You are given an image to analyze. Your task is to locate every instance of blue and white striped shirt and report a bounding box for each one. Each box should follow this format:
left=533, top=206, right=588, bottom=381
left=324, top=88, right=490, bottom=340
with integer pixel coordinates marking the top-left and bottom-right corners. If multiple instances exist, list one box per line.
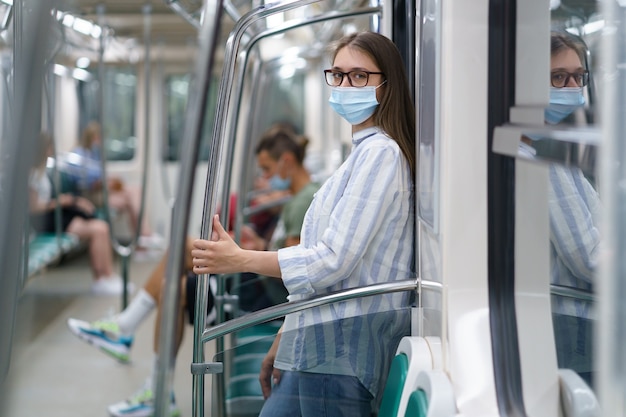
left=275, top=127, right=414, bottom=399
left=548, top=163, right=600, bottom=318
left=519, top=142, right=600, bottom=318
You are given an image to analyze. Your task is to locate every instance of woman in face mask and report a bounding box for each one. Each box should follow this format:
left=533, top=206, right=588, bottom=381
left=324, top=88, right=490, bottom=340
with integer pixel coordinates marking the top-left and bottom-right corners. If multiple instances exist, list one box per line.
left=545, top=31, right=589, bottom=124
left=520, top=31, right=600, bottom=387
left=192, top=31, right=415, bottom=416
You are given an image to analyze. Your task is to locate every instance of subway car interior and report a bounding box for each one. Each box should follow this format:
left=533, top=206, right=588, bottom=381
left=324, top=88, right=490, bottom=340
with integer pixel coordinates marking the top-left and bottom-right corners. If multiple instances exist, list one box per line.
left=1, top=0, right=625, bottom=416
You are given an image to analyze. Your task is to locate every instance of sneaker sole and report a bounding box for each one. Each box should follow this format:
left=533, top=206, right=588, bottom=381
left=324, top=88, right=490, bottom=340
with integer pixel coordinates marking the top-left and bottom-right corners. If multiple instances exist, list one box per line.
left=67, top=319, right=131, bottom=364
left=108, top=404, right=181, bottom=417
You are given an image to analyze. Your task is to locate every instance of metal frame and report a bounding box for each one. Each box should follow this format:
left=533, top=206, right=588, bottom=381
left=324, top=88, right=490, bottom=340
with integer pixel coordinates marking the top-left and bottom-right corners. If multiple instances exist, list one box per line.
left=0, top=0, right=53, bottom=384
left=154, top=0, right=226, bottom=415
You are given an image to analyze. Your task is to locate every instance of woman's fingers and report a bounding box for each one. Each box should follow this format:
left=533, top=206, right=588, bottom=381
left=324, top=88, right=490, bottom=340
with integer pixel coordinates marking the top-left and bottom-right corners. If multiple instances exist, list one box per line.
left=211, top=215, right=228, bottom=240
left=191, top=215, right=243, bottom=275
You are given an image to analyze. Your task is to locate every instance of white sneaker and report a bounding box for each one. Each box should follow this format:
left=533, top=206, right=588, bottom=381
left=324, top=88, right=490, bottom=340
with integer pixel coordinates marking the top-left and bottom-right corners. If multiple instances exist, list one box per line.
left=108, top=381, right=181, bottom=417
left=67, top=317, right=133, bottom=363
left=92, top=276, right=135, bottom=296
left=138, top=234, right=166, bottom=250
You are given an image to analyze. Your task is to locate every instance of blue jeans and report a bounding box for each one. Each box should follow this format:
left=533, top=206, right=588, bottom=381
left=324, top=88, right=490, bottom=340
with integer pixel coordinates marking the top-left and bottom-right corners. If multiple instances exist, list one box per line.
left=258, top=371, right=373, bottom=417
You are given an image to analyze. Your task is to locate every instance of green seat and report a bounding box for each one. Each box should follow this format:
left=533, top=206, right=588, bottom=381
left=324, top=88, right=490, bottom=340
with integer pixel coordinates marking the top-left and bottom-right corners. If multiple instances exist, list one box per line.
left=232, top=354, right=265, bottom=376
left=233, top=338, right=274, bottom=356
left=405, top=389, right=429, bottom=417
left=27, top=233, right=81, bottom=277
left=226, top=374, right=265, bottom=417
left=227, top=374, right=263, bottom=399
left=235, top=322, right=282, bottom=340
left=224, top=323, right=281, bottom=416
left=379, top=353, right=409, bottom=417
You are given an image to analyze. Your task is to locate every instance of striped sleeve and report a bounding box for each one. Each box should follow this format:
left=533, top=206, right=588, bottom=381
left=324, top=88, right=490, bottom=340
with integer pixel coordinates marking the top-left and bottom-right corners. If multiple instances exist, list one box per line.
left=548, top=165, right=600, bottom=285
left=278, top=139, right=407, bottom=295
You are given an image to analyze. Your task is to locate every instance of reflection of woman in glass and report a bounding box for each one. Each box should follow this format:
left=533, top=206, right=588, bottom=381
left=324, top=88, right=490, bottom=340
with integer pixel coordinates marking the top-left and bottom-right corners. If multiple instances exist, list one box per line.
left=521, top=31, right=600, bottom=386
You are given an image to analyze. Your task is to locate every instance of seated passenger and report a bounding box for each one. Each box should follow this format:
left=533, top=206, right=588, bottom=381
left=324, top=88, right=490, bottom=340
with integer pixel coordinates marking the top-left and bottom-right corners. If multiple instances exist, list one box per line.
left=29, top=132, right=130, bottom=295
left=66, top=125, right=318, bottom=417
left=65, top=121, right=157, bottom=245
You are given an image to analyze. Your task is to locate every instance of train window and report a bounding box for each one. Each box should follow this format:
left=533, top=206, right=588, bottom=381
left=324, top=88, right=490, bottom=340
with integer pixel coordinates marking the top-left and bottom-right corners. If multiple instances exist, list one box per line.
left=77, top=66, right=137, bottom=161
left=253, top=69, right=305, bottom=139
left=547, top=0, right=601, bottom=389
left=162, top=73, right=219, bottom=162
left=163, top=74, right=190, bottom=162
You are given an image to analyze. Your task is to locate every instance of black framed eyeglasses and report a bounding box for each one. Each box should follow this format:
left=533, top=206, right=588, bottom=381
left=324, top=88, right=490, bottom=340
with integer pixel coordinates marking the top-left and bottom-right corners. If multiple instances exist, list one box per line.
left=550, top=70, right=590, bottom=88
left=323, top=69, right=385, bottom=87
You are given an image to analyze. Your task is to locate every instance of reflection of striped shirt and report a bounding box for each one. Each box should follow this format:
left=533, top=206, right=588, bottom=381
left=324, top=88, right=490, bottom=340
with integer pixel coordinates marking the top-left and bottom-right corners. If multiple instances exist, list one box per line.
left=275, top=127, right=414, bottom=399
left=519, top=143, right=600, bottom=318
left=548, top=164, right=600, bottom=318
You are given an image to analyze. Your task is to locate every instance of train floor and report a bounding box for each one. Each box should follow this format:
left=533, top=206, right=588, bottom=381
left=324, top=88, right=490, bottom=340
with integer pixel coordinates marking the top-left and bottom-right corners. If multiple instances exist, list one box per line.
left=2, top=252, right=214, bottom=417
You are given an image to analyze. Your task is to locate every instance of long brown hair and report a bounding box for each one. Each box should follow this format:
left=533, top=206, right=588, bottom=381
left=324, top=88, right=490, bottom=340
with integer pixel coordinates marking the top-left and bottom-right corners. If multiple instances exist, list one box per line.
left=330, top=32, right=416, bottom=178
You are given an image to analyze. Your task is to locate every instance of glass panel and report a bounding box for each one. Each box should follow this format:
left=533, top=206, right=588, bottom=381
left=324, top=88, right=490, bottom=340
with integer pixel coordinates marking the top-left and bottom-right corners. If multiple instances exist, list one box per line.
left=546, top=0, right=602, bottom=388
left=163, top=73, right=190, bottom=161
left=417, top=0, right=440, bottom=233
left=103, top=68, right=137, bottom=161
left=253, top=68, right=305, bottom=139
left=212, top=304, right=413, bottom=417
left=76, top=66, right=137, bottom=161
left=601, top=0, right=626, bottom=405
left=162, top=73, right=219, bottom=162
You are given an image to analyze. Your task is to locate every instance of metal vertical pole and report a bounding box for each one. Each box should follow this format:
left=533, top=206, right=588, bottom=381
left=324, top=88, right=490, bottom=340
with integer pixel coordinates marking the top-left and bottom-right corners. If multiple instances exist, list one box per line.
left=598, top=0, right=626, bottom=414
left=0, top=0, right=52, bottom=384
left=155, top=0, right=224, bottom=415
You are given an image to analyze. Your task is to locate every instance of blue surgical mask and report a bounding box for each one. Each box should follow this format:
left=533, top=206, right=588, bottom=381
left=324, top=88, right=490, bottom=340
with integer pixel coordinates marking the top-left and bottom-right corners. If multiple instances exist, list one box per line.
left=328, top=83, right=385, bottom=125
left=269, top=174, right=291, bottom=191
left=545, top=87, right=585, bottom=124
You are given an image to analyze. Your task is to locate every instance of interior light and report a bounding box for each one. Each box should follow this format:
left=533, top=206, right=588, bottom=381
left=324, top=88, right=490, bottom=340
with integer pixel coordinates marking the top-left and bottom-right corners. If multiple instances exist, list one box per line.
left=76, top=57, right=90, bottom=68
left=0, top=0, right=13, bottom=6
left=72, top=17, right=93, bottom=36
left=90, top=25, right=102, bottom=38
left=582, top=19, right=605, bottom=34
left=279, top=65, right=296, bottom=79
left=72, top=68, right=92, bottom=82
left=53, top=64, right=67, bottom=76
left=549, top=0, right=560, bottom=10
left=62, top=14, right=74, bottom=27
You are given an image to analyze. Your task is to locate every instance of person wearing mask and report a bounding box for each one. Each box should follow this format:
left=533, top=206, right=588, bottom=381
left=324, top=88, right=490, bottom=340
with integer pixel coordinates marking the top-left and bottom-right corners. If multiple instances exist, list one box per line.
left=520, top=30, right=600, bottom=386
left=192, top=31, right=416, bottom=416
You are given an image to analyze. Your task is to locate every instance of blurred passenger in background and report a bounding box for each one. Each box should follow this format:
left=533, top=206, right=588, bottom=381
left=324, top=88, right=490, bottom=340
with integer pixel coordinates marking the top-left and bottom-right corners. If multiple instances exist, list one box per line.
left=65, top=121, right=159, bottom=247
left=29, top=132, right=130, bottom=295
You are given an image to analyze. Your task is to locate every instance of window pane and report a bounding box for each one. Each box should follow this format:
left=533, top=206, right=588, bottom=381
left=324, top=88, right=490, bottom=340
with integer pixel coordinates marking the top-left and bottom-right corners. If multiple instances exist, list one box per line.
left=549, top=0, right=601, bottom=389
left=163, top=73, right=218, bottom=162
left=77, top=66, right=137, bottom=161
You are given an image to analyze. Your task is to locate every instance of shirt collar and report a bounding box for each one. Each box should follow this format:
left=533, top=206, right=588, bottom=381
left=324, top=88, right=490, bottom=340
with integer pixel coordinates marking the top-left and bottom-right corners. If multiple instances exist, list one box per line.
left=352, top=126, right=382, bottom=146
